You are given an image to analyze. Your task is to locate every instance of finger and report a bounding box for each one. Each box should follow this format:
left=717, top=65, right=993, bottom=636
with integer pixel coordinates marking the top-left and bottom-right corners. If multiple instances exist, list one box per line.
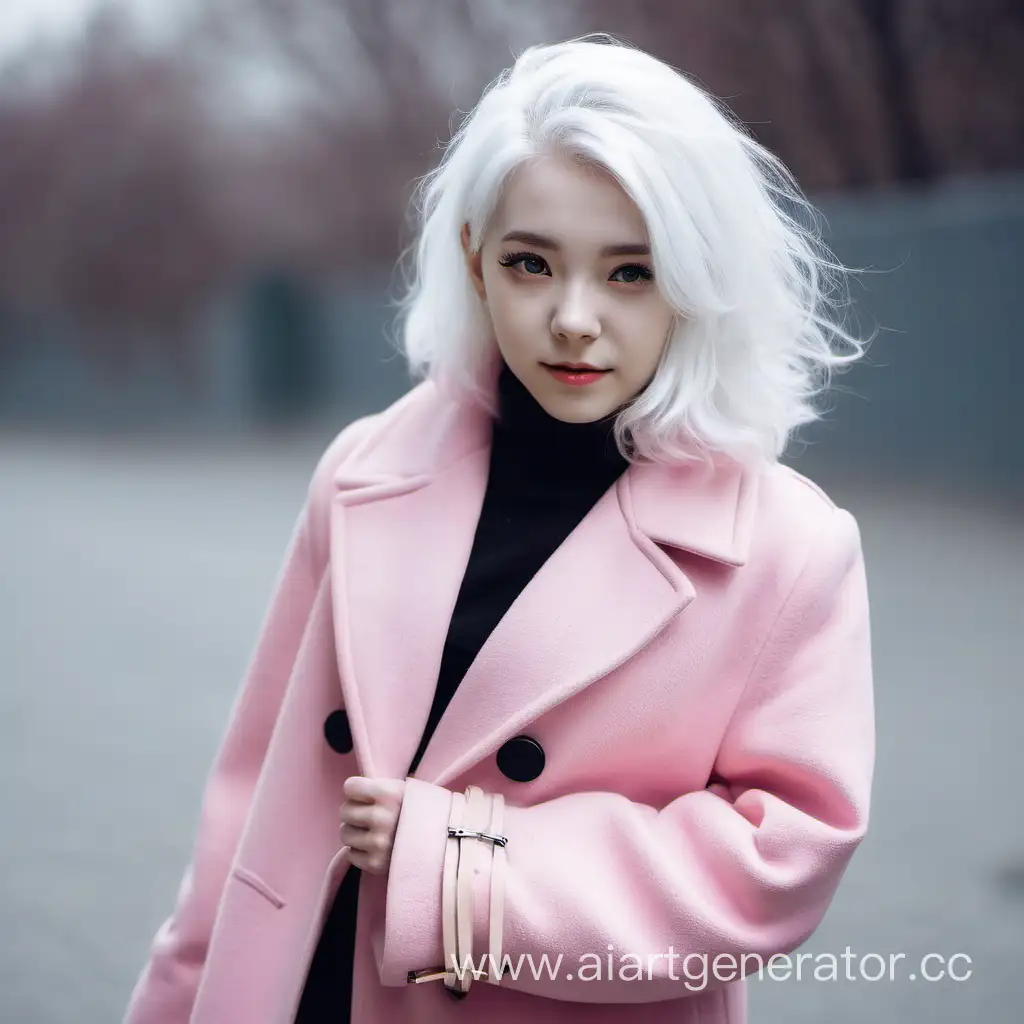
left=347, top=848, right=387, bottom=875
left=345, top=847, right=372, bottom=872
left=343, top=776, right=377, bottom=803
left=374, top=780, right=406, bottom=809
left=339, top=823, right=374, bottom=850
left=340, top=802, right=391, bottom=830
left=343, top=825, right=390, bottom=855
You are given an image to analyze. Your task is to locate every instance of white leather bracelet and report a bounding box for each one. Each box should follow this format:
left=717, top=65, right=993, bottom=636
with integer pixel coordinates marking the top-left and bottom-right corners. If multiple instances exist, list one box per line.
left=441, top=790, right=465, bottom=994
left=484, top=791, right=506, bottom=984
left=454, top=785, right=489, bottom=995
left=406, top=787, right=509, bottom=993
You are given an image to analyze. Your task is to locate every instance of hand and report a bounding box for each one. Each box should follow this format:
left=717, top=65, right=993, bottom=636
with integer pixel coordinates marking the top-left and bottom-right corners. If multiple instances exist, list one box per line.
left=339, top=776, right=406, bottom=875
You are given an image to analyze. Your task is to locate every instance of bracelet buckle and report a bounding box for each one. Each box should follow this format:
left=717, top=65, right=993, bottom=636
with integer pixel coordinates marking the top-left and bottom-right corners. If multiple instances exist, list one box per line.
left=447, top=826, right=508, bottom=847
left=407, top=966, right=447, bottom=984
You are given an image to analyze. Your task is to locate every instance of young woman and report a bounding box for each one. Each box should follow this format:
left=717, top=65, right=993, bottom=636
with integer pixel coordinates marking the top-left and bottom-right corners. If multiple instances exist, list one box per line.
left=124, top=33, right=875, bottom=1024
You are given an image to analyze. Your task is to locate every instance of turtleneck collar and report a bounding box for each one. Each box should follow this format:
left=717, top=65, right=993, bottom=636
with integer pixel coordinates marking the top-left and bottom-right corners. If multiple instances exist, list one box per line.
left=490, top=357, right=631, bottom=484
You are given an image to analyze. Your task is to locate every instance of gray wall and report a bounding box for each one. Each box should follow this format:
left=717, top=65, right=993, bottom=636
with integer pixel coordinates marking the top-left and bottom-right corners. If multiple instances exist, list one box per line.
left=1, top=174, right=1021, bottom=498
left=327, top=174, right=1024, bottom=499
left=788, top=174, right=1023, bottom=497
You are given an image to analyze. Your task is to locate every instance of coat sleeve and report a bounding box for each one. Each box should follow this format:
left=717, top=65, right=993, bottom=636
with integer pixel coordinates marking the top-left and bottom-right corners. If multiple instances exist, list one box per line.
left=122, top=415, right=376, bottom=1024
left=378, top=505, right=874, bottom=1003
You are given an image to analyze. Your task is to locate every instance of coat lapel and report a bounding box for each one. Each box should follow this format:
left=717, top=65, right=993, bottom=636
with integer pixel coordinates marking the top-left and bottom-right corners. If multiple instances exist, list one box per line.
left=329, top=381, right=759, bottom=787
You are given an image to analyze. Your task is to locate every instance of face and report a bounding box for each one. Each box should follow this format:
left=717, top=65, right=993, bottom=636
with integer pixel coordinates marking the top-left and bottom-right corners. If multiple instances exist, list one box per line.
left=461, top=152, right=676, bottom=424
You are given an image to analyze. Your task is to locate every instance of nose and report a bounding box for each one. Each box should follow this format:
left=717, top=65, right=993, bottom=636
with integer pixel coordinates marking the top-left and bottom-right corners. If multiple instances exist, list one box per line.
left=550, top=279, right=600, bottom=342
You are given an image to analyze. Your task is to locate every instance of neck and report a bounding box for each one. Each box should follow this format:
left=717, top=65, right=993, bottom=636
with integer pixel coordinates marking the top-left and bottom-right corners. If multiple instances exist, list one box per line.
left=491, top=357, right=630, bottom=483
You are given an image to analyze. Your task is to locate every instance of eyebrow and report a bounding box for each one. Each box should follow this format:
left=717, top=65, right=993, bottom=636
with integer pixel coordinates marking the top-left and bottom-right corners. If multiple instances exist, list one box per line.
left=499, top=229, right=650, bottom=258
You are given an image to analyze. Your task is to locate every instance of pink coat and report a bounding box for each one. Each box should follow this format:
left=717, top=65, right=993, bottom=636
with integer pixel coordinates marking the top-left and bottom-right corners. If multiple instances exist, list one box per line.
left=123, top=377, right=874, bottom=1024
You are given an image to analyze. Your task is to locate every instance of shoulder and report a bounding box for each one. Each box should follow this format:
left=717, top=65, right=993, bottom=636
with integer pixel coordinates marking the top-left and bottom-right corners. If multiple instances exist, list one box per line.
left=751, top=460, right=843, bottom=531
left=756, top=461, right=839, bottom=538
left=747, top=460, right=865, bottom=594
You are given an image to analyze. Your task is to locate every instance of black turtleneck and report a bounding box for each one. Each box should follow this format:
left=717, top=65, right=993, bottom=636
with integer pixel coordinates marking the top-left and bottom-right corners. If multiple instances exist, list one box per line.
left=295, top=358, right=631, bottom=1024
left=406, top=358, right=631, bottom=776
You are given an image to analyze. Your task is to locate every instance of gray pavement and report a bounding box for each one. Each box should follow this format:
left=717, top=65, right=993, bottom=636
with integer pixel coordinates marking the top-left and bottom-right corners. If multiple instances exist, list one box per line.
left=1, top=429, right=1022, bottom=1023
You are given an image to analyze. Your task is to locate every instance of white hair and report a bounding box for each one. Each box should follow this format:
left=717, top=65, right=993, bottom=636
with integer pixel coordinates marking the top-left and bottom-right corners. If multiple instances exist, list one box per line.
left=392, top=33, right=870, bottom=468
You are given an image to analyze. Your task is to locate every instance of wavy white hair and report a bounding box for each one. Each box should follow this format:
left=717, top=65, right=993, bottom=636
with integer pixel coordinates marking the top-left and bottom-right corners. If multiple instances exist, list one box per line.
left=392, top=33, right=870, bottom=468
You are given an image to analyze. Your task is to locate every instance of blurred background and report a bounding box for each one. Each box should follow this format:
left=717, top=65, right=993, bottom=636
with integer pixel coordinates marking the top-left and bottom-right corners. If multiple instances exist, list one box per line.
left=0, top=2, right=1021, bottom=1022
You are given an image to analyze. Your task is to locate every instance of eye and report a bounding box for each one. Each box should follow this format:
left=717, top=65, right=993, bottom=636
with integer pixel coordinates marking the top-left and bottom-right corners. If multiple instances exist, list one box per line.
left=610, top=264, right=654, bottom=285
left=496, top=252, right=654, bottom=285
left=498, top=251, right=549, bottom=276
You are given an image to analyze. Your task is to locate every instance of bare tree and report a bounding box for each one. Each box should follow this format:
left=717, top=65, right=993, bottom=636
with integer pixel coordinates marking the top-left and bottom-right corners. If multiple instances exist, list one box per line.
left=0, top=6, right=237, bottom=375
left=183, top=0, right=582, bottom=270
left=0, top=0, right=1020, bottom=372
left=899, top=0, right=1024, bottom=177
left=578, top=0, right=1023, bottom=188
left=857, top=0, right=932, bottom=180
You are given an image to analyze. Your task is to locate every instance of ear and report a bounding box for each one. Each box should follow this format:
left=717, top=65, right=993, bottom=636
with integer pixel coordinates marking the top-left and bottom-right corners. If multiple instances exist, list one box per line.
left=461, top=222, right=486, bottom=300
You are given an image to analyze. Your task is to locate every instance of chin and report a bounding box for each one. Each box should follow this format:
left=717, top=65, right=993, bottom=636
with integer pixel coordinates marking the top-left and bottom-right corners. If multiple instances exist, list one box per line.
left=543, top=394, right=616, bottom=425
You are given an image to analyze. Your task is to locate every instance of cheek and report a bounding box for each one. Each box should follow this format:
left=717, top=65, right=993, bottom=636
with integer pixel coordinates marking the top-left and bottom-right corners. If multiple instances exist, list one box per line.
left=483, top=275, right=537, bottom=336
left=623, top=301, right=674, bottom=351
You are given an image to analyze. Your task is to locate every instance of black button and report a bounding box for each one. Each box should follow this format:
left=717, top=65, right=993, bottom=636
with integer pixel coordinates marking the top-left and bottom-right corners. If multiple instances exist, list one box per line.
left=496, top=735, right=545, bottom=782
left=324, top=710, right=353, bottom=754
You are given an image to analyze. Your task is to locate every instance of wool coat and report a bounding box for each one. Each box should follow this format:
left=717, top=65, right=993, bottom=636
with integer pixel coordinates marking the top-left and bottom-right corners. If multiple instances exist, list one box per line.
left=123, top=375, right=875, bottom=1024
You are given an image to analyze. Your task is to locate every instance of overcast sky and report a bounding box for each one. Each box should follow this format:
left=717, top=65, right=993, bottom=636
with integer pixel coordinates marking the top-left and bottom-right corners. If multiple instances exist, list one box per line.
left=0, top=0, right=186, bottom=63
left=0, top=0, right=295, bottom=119
left=0, top=1, right=574, bottom=122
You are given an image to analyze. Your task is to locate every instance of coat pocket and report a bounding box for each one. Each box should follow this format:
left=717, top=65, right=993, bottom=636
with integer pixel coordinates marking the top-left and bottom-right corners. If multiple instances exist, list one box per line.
left=230, top=864, right=287, bottom=909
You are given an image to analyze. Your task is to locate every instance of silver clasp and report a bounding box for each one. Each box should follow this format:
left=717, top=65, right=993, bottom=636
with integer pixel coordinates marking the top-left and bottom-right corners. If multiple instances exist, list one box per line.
left=447, top=826, right=508, bottom=847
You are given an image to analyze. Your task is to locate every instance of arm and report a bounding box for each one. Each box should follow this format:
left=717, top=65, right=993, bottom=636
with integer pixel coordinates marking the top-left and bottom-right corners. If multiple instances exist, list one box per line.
left=379, top=506, right=874, bottom=1003
left=123, top=415, right=376, bottom=1024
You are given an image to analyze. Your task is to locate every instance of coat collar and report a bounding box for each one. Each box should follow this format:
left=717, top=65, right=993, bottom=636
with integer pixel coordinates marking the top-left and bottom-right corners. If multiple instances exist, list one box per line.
left=329, top=380, right=759, bottom=787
